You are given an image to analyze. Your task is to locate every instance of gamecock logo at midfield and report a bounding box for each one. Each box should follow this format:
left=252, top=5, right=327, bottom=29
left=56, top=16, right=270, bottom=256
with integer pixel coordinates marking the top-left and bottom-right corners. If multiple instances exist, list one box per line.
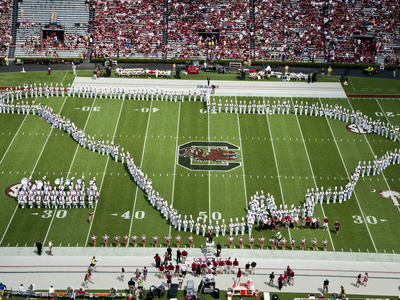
left=178, top=141, right=241, bottom=171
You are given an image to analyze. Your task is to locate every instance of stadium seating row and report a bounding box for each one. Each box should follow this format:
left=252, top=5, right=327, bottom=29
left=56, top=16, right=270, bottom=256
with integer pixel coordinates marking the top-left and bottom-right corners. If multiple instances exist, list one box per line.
left=1, top=0, right=399, bottom=62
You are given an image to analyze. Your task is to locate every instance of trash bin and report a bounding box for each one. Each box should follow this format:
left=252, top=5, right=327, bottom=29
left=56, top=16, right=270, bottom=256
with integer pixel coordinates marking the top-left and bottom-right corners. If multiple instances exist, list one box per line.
left=212, top=288, right=220, bottom=299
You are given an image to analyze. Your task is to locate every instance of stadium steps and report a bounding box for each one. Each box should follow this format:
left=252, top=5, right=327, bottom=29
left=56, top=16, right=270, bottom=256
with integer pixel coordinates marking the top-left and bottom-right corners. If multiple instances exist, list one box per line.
left=87, top=0, right=95, bottom=58
left=8, top=0, right=19, bottom=58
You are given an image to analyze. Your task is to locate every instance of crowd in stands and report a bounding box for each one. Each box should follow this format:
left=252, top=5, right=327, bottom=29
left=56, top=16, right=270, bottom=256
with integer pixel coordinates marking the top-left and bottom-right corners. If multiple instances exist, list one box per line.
left=90, top=0, right=163, bottom=59
left=86, top=0, right=399, bottom=63
left=321, top=0, right=400, bottom=63
left=164, top=0, right=251, bottom=60
left=0, top=0, right=12, bottom=57
left=21, top=34, right=87, bottom=56
left=0, top=0, right=399, bottom=63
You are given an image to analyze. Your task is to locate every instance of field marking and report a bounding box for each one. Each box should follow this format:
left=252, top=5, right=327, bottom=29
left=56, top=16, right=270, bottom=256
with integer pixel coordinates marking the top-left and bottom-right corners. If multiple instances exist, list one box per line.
left=208, top=102, right=211, bottom=221
left=319, top=98, right=377, bottom=252
left=236, top=111, right=248, bottom=209
left=0, top=113, right=31, bottom=166
left=128, top=100, right=154, bottom=240
left=21, top=130, right=384, bottom=145
left=61, top=70, right=69, bottom=84
left=169, top=102, right=181, bottom=235
left=4, top=169, right=391, bottom=181
left=44, top=97, right=97, bottom=245
left=264, top=97, right=291, bottom=240
left=290, top=98, right=334, bottom=250
left=3, top=96, right=396, bottom=249
left=373, top=98, right=400, bottom=213
left=85, top=99, right=126, bottom=247
left=0, top=96, right=68, bottom=246
left=0, top=107, right=31, bottom=244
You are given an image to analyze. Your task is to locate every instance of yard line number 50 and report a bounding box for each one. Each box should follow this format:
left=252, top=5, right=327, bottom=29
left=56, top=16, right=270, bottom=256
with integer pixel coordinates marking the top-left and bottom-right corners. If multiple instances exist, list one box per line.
left=197, top=212, right=222, bottom=221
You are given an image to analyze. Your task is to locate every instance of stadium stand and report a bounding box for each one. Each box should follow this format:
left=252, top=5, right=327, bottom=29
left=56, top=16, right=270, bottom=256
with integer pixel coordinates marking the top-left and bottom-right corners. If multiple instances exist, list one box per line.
left=90, top=0, right=163, bottom=59
left=0, top=0, right=12, bottom=58
left=0, top=0, right=398, bottom=63
left=14, top=0, right=89, bottom=58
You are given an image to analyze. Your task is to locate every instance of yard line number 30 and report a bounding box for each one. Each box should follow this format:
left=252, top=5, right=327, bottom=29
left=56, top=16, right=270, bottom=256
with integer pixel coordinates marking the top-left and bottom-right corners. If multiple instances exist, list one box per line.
left=352, top=215, right=378, bottom=224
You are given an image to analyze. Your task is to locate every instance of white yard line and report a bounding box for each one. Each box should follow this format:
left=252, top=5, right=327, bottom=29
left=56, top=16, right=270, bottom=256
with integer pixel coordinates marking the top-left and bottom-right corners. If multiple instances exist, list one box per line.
left=0, top=109, right=32, bottom=166
left=85, top=99, right=125, bottom=246
left=128, top=100, right=154, bottom=240
left=320, top=98, right=377, bottom=252
left=290, top=98, right=334, bottom=250
left=208, top=102, right=212, bottom=221
left=0, top=96, right=66, bottom=246
left=44, top=97, right=97, bottom=245
left=264, top=97, right=291, bottom=240
left=169, top=102, right=181, bottom=235
left=236, top=112, right=251, bottom=236
left=0, top=205, right=19, bottom=246
left=373, top=98, right=400, bottom=211
left=236, top=103, right=248, bottom=208
left=61, top=70, right=69, bottom=85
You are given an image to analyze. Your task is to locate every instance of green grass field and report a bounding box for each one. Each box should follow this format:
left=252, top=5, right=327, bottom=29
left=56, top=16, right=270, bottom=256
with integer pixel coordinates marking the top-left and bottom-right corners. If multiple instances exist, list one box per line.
left=0, top=70, right=399, bottom=254
left=8, top=290, right=395, bottom=300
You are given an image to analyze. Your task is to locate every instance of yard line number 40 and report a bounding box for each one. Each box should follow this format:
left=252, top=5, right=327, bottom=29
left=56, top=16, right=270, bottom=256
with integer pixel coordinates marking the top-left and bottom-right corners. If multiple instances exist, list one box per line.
left=121, top=211, right=145, bottom=219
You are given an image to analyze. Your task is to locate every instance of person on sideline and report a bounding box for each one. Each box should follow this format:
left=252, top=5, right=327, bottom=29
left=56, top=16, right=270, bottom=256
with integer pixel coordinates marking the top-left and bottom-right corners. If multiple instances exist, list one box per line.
left=36, top=240, right=43, bottom=255
left=323, top=279, right=329, bottom=293
left=0, top=282, right=7, bottom=298
left=48, top=240, right=54, bottom=255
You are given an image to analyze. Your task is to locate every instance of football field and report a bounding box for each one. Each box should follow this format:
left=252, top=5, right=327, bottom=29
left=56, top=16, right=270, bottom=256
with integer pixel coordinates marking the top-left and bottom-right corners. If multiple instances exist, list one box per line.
left=0, top=77, right=399, bottom=254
